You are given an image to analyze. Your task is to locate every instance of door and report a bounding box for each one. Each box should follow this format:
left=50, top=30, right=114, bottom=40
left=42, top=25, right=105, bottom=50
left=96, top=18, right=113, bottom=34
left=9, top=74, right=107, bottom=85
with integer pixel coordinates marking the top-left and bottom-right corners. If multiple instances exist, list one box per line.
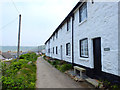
left=93, top=37, right=102, bottom=74
left=60, top=45, right=63, bottom=60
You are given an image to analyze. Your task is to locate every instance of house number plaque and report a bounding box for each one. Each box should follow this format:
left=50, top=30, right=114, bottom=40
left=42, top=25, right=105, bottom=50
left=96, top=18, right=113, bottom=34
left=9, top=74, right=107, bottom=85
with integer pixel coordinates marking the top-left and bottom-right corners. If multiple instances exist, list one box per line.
left=104, top=48, right=110, bottom=51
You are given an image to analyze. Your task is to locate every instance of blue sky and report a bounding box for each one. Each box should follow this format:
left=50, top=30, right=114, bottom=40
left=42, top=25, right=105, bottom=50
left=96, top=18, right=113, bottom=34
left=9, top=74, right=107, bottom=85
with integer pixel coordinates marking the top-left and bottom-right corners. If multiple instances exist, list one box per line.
left=0, top=0, right=79, bottom=46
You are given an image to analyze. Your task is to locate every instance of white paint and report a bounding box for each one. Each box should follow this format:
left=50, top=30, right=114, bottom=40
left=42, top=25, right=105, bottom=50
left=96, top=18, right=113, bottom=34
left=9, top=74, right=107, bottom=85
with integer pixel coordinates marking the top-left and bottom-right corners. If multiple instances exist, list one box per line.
left=45, top=1, right=120, bottom=76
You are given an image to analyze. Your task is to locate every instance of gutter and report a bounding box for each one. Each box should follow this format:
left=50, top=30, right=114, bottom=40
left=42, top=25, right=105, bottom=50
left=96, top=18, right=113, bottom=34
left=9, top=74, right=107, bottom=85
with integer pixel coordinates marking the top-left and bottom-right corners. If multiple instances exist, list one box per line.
left=72, top=15, right=74, bottom=66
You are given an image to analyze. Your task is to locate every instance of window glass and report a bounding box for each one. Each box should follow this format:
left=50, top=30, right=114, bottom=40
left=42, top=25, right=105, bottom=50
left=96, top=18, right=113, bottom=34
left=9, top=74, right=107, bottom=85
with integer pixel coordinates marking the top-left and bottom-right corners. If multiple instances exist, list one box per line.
left=79, top=3, right=87, bottom=22
left=66, top=43, right=71, bottom=56
left=80, top=39, right=88, bottom=57
left=67, top=19, right=71, bottom=31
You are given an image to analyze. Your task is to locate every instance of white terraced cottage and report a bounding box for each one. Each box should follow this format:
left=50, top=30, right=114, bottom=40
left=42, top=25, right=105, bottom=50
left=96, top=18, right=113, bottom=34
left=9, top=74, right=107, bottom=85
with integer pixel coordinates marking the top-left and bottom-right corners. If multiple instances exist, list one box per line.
left=45, top=0, right=120, bottom=82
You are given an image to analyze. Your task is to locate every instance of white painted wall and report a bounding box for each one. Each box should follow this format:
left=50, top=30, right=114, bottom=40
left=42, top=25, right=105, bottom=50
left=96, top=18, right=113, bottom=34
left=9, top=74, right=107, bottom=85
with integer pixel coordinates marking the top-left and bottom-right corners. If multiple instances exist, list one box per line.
left=47, top=17, right=73, bottom=63
left=118, top=1, right=120, bottom=76
left=45, top=1, right=120, bottom=76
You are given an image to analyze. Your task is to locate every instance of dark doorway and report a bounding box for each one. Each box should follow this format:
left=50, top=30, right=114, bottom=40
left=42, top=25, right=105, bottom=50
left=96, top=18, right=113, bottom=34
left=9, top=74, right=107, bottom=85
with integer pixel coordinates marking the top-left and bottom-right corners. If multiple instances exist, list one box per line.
left=60, top=45, right=63, bottom=60
left=93, top=37, right=102, bottom=75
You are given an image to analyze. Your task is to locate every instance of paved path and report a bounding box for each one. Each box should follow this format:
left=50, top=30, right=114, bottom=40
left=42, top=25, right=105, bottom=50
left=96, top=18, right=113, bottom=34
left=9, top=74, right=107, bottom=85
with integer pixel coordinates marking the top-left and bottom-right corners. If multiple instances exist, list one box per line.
left=36, top=57, right=93, bottom=88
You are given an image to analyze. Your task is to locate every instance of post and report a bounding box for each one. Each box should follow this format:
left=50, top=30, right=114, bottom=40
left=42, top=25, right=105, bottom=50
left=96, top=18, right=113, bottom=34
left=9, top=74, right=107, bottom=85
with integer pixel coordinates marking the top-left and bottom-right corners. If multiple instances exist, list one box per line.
left=17, top=14, right=21, bottom=61
left=72, top=14, right=74, bottom=66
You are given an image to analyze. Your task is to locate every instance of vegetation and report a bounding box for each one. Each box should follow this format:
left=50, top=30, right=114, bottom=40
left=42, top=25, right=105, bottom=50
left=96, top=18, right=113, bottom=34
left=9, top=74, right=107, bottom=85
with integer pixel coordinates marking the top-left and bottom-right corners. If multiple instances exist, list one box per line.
left=0, top=52, right=38, bottom=89
left=102, top=80, right=120, bottom=89
left=44, top=56, right=120, bottom=89
left=44, top=56, right=72, bottom=72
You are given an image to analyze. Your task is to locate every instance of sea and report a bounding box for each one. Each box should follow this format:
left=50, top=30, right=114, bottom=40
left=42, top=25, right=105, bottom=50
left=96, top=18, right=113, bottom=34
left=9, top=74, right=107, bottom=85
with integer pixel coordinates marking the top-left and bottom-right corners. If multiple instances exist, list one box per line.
left=0, top=46, right=38, bottom=52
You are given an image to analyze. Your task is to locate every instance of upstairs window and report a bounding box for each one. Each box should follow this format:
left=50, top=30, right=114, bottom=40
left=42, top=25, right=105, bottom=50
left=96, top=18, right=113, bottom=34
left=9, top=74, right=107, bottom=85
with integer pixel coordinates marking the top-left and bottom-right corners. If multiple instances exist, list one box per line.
left=66, top=43, right=71, bottom=56
left=56, top=32, right=58, bottom=39
left=67, top=19, right=71, bottom=31
left=79, top=2, right=87, bottom=23
left=53, top=35, right=55, bottom=41
left=80, top=38, right=88, bottom=58
left=48, top=40, right=50, bottom=44
left=56, top=46, right=58, bottom=54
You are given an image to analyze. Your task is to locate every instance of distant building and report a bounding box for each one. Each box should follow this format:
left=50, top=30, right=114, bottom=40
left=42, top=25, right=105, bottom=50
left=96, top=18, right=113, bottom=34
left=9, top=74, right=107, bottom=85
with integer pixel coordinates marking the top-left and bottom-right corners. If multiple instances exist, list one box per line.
left=0, top=54, right=5, bottom=60
left=1, top=52, right=13, bottom=60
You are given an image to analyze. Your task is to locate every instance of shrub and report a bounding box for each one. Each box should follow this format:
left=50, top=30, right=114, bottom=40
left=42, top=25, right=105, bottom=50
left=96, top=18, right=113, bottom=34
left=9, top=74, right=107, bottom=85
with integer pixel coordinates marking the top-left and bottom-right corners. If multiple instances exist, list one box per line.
left=2, top=52, right=38, bottom=89
left=58, top=64, right=72, bottom=72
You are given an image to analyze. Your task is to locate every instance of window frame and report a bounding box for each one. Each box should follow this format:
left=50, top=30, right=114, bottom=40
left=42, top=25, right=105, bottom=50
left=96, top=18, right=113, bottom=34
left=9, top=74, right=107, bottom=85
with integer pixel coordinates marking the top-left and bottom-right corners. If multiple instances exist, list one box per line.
left=79, top=2, right=87, bottom=23
left=79, top=38, right=89, bottom=58
left=66, top=43, right=71, bottom=56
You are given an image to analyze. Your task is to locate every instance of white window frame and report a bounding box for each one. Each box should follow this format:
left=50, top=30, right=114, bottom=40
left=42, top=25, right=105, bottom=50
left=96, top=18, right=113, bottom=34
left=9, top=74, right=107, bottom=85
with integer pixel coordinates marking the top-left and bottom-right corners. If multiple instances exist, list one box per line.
left=79, top=2, right=87, bottom=23
left=66, top=43, right=71, bottom=56
left=80, top=38, right=88, bottom=58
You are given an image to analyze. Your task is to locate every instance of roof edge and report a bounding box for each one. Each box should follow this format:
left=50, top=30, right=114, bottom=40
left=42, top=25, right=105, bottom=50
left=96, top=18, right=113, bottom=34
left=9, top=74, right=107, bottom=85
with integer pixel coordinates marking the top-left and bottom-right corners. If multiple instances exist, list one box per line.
left=45, top=0, right=84, bottom=44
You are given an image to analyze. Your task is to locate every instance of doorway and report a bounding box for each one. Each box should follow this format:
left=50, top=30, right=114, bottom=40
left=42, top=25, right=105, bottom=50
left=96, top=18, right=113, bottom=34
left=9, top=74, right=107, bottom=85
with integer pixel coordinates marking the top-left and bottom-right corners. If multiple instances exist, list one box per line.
left=93, top=37, right=102, bottom=74
left=60, top=45, right=63, bottom=60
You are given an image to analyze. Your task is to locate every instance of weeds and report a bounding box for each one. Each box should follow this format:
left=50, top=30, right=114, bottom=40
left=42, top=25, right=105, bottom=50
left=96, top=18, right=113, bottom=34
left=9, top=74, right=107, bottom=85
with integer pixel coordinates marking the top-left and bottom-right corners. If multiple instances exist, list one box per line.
left=1, top=52, right=38, bottom=89
left=44, top=56, right=72, bottom=73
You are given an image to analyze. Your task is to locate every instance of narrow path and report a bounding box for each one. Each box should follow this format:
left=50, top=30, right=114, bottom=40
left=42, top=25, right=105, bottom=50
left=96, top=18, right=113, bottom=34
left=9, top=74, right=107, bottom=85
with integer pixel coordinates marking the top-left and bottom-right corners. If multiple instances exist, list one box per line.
left=36, top=57, right=93, bottom=88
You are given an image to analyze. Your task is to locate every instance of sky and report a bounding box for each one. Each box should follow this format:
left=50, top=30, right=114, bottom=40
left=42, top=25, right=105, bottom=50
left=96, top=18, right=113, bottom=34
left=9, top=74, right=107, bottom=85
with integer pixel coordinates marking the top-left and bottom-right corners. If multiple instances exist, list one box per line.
left=0, top=0, right=80, bottom=46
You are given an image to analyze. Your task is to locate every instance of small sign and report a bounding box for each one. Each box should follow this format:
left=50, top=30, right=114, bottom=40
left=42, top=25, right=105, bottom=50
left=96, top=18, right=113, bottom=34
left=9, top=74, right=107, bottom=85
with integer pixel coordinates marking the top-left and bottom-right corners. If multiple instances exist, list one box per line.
left=104, top=48, right=110, bottom=51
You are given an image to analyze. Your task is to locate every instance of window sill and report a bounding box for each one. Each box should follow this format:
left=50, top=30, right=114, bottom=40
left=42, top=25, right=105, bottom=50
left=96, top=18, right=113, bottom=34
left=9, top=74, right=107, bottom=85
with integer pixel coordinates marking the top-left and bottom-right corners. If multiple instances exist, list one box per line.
left=79, top=19, right=87, bottom=26
left=79, top=57, right=89, bottom=61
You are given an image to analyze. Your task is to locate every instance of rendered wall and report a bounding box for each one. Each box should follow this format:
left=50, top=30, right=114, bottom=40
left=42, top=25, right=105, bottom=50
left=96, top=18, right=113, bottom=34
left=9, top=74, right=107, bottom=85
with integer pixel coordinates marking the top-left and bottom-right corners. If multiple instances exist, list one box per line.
left=118, top=1, right=120, bottom=76
left=73, top=2, right=119, bottom=76
left=45, top=1, right=119, bottom=76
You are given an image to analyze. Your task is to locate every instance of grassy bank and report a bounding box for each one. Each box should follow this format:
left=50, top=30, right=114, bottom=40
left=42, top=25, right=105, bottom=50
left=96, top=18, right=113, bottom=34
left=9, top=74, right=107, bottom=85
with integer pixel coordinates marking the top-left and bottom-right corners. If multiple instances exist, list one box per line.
left=1, top=52, right=38, bottom=89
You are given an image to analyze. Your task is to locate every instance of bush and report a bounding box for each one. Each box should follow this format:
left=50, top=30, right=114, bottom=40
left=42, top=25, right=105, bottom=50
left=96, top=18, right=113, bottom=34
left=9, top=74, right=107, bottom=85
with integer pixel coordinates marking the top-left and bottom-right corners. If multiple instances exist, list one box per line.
left=19, top=52, right=38, bottom=61
left=1, top=52, right=38, bottom=89
left=58, top=64, right=72, bottom=72
left=51, top=60, right=60, bottom=66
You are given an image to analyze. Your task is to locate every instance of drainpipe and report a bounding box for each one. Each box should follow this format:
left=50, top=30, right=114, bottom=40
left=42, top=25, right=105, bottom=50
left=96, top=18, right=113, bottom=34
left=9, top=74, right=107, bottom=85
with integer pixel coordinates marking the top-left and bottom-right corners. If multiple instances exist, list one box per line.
left=72, top=14, right=74, bottom=66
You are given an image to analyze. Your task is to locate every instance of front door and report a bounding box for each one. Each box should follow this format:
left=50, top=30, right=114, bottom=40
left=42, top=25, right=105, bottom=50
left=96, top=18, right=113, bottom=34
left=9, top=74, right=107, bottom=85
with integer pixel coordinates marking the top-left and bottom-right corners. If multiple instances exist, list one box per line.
left=60, top=45, right=63, bottom=60
left=93, top=37, right=102, bottom=74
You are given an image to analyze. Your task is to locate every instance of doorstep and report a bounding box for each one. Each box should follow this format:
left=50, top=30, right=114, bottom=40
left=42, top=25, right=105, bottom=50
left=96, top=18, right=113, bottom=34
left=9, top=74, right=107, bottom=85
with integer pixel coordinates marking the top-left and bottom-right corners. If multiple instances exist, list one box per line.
left=65, top=70, right=103, bottom=88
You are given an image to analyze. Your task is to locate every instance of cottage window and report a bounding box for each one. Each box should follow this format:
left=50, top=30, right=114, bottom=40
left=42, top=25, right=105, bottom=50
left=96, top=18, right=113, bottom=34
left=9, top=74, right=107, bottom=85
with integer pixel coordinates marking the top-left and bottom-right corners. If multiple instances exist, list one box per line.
left=53, top=35, right=55, bottom=41
left=53, top=47, right=54, bottom=54
left=56, top=32, right=58, bottom=39
left=79, top=2, right=87, bottom=23
left=67, top=19, right=71, bottom=31
left=56, top=46, right=58, bottom=54
left=66, top=43, right=71, bottom=56
left=80, top=38, right=88, bottom=58
left=48, top=48, right=50, bottom=53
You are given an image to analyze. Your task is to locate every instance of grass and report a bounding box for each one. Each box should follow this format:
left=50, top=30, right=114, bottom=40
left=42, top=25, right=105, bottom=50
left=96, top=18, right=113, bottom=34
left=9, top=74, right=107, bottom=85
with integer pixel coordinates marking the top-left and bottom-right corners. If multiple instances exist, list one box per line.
left=1, top=52, right=38, bottom=89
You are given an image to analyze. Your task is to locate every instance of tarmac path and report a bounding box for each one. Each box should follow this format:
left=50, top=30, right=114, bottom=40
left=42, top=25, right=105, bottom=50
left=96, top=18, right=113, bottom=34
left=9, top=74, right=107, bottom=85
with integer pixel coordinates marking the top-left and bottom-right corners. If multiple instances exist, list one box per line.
left=36, top=57, right=93, bottom=88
